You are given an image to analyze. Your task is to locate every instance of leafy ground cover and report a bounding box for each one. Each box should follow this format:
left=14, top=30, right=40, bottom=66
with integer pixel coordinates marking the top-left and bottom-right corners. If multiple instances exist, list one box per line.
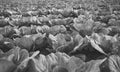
left=0, top=0, right=120, bottom=72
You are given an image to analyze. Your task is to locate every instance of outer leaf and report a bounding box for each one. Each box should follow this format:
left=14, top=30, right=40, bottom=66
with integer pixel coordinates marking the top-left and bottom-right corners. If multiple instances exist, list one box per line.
left=16, top=51, right=39, bottom=71
left=88, top=36, right=107, bottom=55
left=33, top=54, right=48, bottom=72
left=73, top=34, right=83, bottom=51
left=75, top=58, right=107, bottom=72
left=109, top=55, right=120, bottom=72
left=86, top=58, right=107, bottom=72
left=0, top=59, right=16, bottom=72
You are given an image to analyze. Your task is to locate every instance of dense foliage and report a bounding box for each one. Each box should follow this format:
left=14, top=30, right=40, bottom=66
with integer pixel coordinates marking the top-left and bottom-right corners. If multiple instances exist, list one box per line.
left=0, top=0, right=120, bottom=72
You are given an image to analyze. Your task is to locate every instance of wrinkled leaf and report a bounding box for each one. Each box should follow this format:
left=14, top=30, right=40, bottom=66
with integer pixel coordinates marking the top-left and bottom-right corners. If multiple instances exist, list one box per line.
left=87, top=35, right=107, bottom=55
left=109, top=55, right=120, bottom=72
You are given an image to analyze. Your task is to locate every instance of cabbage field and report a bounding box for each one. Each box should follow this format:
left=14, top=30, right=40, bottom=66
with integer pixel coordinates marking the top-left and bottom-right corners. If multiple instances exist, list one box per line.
left=0, top=0, right=120, bottom=72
